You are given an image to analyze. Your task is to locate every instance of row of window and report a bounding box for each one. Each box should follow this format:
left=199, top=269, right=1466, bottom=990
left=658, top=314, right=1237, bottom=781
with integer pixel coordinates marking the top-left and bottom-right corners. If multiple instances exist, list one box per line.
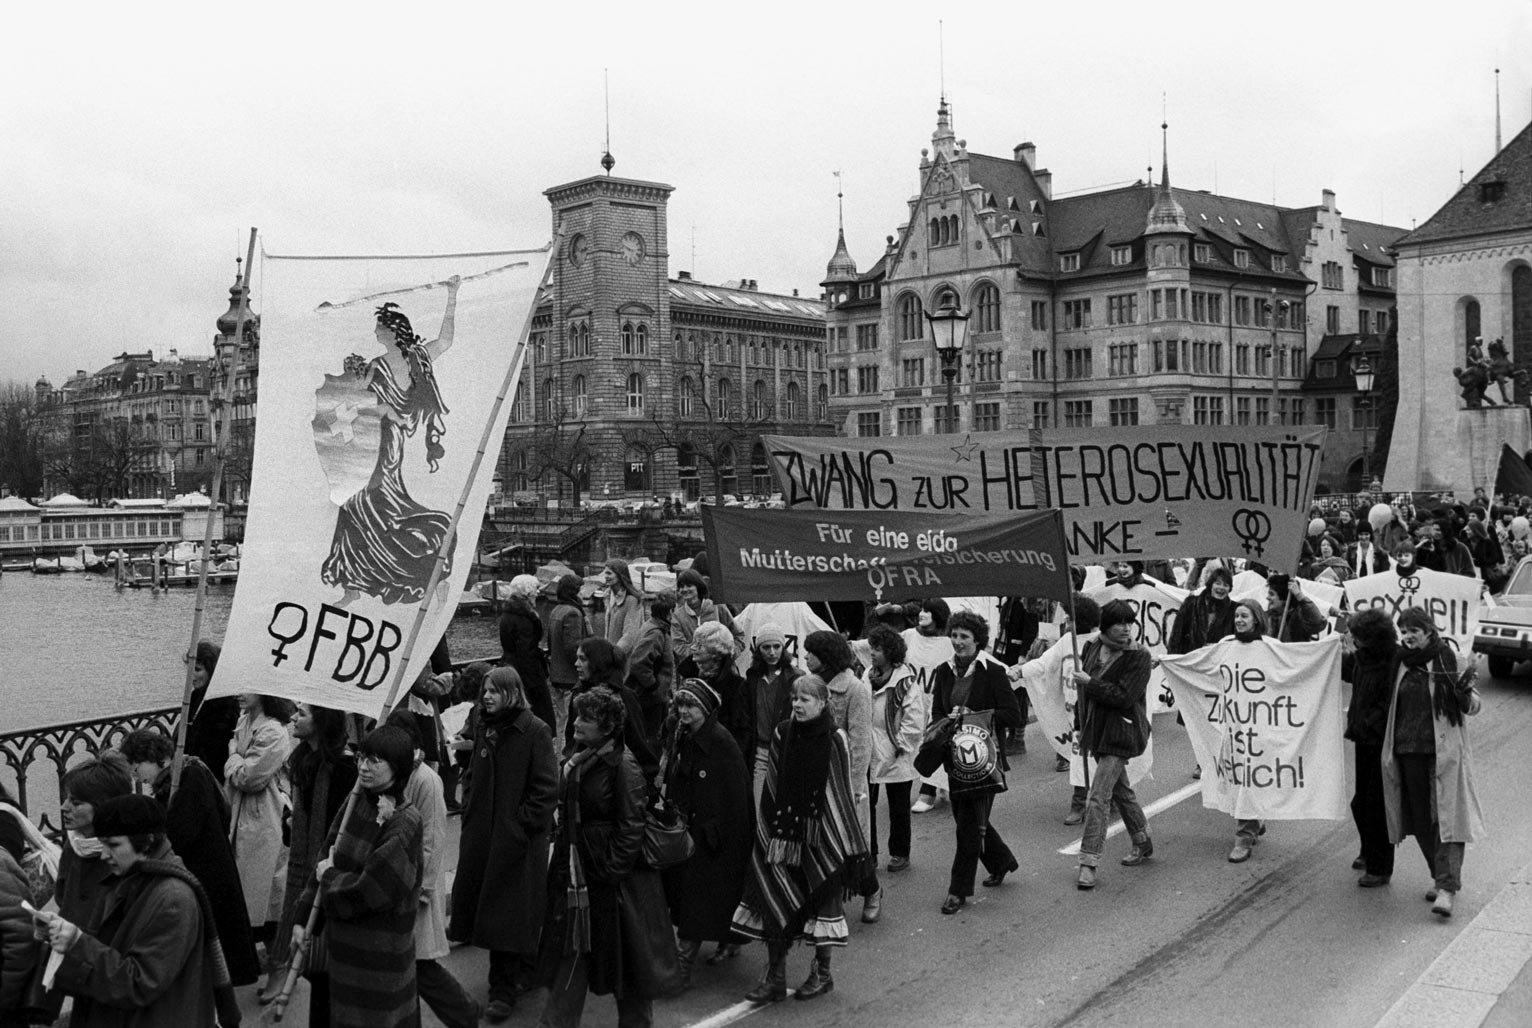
left=896, top=284, right=1005, bottom=340
left=0, top=518, right=178, bottom=543
left=1015, top=341, right=1304, bottom=381
left=1323, top=306, right=1392, bottom=335
left=856, top=401, right=1008, bottom=437
left=536, top=324, right=822, bottom=370
left=512, top=376, right=824, bottom=421
left=1062, top=295, right=1305, bottom=331
left=1058, top=244, right=1292, bottom=274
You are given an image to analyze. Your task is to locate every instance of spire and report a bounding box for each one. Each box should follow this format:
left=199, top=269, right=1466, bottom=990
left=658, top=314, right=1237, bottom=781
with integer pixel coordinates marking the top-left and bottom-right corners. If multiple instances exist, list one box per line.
left=601, top=68, right=616, bottom=174
left=1495, top=67, right=1503, bottom=153
left=932, top=96, right=956, bottom=159
left=1144, top=119, right=1190, bottom=236
left=215, top=258, right=254, bottom=337
left=824, top=171, right=857, bottom=284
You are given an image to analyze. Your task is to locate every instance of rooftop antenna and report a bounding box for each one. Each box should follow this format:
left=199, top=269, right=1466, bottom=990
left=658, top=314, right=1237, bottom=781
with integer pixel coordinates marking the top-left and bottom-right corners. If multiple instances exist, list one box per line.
left=691, top=225, right=696, bottom=278
left=600, top=68, right=615, bottom=174
left=939, top=20, right=945, bottom=102
left=1495, top=67, right=1503, bottom=153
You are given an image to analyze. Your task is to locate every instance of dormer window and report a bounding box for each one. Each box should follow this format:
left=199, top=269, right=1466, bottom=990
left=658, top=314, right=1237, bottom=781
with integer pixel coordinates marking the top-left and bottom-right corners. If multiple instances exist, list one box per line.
left=1373, top=267, right=1393, bottom=288
left=858, top=282, right=874, bottom=299
left=1233, top=249, right=1250, bottom=269
left=1110, top=245, right=1132, bottom=266
left=1194, top=243, right=1210, bottom=263
left=1059, top=253, right=1081, bottom=272
left=1271, top=255, right=1287, bottom=273
left=1480, top=180, right=1506, bottom=204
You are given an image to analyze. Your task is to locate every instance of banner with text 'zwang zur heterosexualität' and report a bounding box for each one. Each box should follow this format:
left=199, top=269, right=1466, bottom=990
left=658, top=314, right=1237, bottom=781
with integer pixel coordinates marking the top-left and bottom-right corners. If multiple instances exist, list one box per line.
left=211, top=248, right=550, bottom=718
left=764, top=425, right=1327, bottom=567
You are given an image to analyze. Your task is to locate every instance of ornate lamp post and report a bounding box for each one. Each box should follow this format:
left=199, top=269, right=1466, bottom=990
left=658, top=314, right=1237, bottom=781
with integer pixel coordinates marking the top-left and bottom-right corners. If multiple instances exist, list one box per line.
left=925, top=295, right=970, bottom=434
left=1351, top=354, right=1375, bottom=490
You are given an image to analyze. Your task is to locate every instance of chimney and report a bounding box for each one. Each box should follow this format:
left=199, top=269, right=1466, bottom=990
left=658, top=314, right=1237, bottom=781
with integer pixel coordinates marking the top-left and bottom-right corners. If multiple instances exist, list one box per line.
left=1321, top=188, right=1336, bottom=211
left=1034, top=168, right=1053, bottom=200
left=677, top=270, right=692, bottom=280
left=169, top=348, right=178, bottom=360
left=1014, top=142, right=1036, bottom=169
left=793, top=289, right=800, bottom=297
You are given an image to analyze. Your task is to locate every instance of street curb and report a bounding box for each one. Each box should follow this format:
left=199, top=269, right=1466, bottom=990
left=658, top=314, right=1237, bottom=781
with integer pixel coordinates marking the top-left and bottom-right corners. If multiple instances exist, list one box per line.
left=1373, top=859, right=1532, bottom=1028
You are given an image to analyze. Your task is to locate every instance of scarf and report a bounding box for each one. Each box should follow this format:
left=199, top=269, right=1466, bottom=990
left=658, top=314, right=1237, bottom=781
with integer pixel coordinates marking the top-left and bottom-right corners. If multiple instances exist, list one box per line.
left=68, top=830, right=104, bottom=859
left=136, top=857, right=241, bottom=1027
left=1234, top=627, right=1263, bottom=643
left=560, top=739, right=614, bottom=955
left=764, top=710, right=834, bottom=867
left=872, top=664, right=912, bottom=743
left=1400, top=638, right=1470, bottom=725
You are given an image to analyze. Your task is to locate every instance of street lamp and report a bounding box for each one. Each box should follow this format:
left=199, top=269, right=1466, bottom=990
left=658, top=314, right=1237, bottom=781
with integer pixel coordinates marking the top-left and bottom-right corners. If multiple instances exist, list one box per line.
left=1352, top=354, right=1375, bottom=490
left=925, top=294, right=970, bottom=434
left=1262, top=294, right=1291, bottom=425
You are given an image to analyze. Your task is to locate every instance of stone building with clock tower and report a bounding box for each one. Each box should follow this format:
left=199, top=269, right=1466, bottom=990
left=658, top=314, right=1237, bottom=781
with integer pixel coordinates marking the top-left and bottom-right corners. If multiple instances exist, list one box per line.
left=501, top=171, right=831, bottom=505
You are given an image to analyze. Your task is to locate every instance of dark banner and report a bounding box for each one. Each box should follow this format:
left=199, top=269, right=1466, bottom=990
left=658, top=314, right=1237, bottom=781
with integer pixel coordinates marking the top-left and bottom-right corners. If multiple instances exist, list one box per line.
left=702, top=505, right=1071, bottom=604
left=1496, top=444, right=1532, bottom=500
left=764, top=425, right=1327, bottom=567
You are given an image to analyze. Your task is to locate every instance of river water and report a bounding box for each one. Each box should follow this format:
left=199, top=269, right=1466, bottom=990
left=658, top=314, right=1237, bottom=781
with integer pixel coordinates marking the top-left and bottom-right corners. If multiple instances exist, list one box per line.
left=0, top=572, right=502, bottom=733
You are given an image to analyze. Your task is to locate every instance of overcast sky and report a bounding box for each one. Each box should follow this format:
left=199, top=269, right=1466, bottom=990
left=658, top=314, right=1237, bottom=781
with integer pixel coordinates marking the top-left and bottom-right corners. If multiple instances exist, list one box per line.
left=4, top=1, right=1529, bottom=387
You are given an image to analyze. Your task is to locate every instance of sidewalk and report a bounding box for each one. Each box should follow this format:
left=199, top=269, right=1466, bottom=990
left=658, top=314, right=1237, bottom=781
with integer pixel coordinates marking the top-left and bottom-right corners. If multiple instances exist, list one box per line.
left=1375, top=859, right=1532, bottom=1028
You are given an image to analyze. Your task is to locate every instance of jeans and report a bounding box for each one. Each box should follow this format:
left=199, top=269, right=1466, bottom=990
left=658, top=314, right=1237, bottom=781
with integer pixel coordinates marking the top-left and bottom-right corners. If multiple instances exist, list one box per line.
left=870, top=780, right=913, bottom=859
left=1078, top=754, right=1149, bottom=867
left=1236, top=818, right=1264, bottom=843
left=418, top=959, right=479, bottom=1028
left=948, top=792, right=1015, bottom=897
left=1351, top=742, right=1394, bottom=876
left=753, top=751, right=770, bottom=813
left=539, top=951, right=652, bottom=1028
left=1418, top=835, right=1466, bottom=893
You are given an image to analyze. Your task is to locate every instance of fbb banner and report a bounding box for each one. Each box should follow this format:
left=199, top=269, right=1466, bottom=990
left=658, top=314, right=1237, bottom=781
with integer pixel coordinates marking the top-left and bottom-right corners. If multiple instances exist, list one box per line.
left=1343, top=567, right=1483, bottom=654
left=1161, top=635, right=1347, bottom=821
left=764, top=425, right=1326, bottom=566
left=702, top=506, right=1071, bottom=604
left=213, top=247, right=550, bottom=718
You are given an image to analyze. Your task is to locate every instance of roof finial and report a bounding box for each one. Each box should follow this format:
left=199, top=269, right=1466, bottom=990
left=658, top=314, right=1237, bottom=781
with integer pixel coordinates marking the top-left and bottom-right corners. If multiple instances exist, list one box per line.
left=1495, top=67, right=1503, bottom=153
left=939, top=19, right=945, bottom=104
left=234, top=254, right=243, bottom=287
left=600, top=68, right=616, bottom=174
left=834, top=169, right=844, bottom=231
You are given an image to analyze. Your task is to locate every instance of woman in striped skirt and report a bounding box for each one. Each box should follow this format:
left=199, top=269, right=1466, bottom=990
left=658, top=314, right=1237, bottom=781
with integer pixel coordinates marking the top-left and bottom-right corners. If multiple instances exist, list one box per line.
left=294, top=724, right=423, bottom=1028
left=732, top=674, right=868, bottom=1004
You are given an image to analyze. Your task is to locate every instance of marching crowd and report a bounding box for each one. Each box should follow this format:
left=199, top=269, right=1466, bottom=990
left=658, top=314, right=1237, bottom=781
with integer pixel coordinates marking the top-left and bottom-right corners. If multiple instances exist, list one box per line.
left=0, top=492, right=1502, bottom=1027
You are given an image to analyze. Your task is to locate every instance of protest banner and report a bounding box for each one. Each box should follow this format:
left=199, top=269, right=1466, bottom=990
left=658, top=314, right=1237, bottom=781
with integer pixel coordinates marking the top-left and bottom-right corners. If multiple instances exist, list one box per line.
left=1020, top=631, right=1154, bottom=787
left=1086, top=577, right=1186, bottom=713
left=764, top=424, right=1326, bottom=565
left=1161, top=635, right=1347, bottom=820
left=212, top=247, right=550, bottom=718
left=1343, top=567, right=1482, bottom=654
left=702, top=506, right=1072, bottom=604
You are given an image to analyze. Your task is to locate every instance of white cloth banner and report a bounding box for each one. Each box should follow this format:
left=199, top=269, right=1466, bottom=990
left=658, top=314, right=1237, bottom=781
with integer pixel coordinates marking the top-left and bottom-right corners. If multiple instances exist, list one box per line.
left=1161, top=635, right=1348, bottom=820
left=1086, top=578, right=1186, bottom=714
left=1343, top=567, right=1483, bottom=655
left=731, top=602, right=833, bottom=676
left=1019, top=631, right=1154, bottom=786
left=213, top=247, right=551, bottom=718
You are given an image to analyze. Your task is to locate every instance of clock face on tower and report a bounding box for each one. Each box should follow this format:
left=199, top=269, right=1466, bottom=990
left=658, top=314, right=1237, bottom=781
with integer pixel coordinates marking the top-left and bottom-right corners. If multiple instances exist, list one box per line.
left=621, top=231, right=645, bottom=266
left=568, top=234, right=588, bottom=267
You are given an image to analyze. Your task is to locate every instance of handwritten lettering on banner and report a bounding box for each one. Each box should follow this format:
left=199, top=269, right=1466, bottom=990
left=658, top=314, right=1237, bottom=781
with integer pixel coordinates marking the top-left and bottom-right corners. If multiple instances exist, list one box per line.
left=701, top=506, right=1071, bottom=604
left=1343, top=568, right=1482, bottom=654
left=1161, top=636, right=1347, bottom=821
left=764, top=425, right=1327, bottom=566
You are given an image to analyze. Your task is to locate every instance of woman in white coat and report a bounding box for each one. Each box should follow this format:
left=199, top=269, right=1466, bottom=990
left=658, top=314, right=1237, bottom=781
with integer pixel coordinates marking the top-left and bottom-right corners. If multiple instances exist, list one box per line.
left=224, top=692, right=294, bottom=948
left=865, top=624, right=924, bottom=899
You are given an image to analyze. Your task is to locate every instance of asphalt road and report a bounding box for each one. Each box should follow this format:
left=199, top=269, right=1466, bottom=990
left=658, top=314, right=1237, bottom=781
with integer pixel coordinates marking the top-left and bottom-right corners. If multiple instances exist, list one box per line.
left=247, top=670, right=1532, bottom=1028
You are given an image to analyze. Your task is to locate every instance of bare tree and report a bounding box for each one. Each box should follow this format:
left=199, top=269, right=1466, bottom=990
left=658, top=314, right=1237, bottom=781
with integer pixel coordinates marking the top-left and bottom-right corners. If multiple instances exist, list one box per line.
left=508, top=406, right=609, bottom=507
left=0, top=380, right=46, bottom=497
left=645, top=381, right=773, bottom=503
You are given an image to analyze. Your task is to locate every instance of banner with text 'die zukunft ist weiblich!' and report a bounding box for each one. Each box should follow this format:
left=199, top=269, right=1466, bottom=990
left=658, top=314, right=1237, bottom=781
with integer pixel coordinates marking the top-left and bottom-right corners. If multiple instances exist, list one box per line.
left=1161, top=634, right=1347, bottom=821
left=702, top=506, right=1072, bottom=605
left=764, top=425, right=1327, bottom=566
left=212, top=246, right=551, bottom=719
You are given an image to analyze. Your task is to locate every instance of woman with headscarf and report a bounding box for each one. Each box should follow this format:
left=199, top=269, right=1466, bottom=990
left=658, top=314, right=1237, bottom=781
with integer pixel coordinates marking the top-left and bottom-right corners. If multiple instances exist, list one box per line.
left=1382, top=607, right=1486, bottom=917
left=599, top=558, right=645, bottom=658
left=450, top=667, right=559, bottom=1023
left=1341, top=609, right=1399, bottom=887
left=681, top=621, right=753, bottom=767
left=625, top=590, right=676, bottom=742
left=549, top=573, right=592, bottom=733
left=1224, top=601, right=1272, bottom=863
left=865, top=624, right=923, bottom=882
left=663, top=678, right=752, bottom=989
left=499, top=574, right=557, bottom=733
left=261, top=702, right=356, bottom=1004
left=293, top=725, right=424, bottom=1028
left=733, top=674, right=868, bottom=1004
left=224, top=692, right=295, bottom=950
left=743, top=622, right=801, bottom=807
left=55, top=754, right=134, bottom=928
left=536, top=688, right=678, bottom=1026
left=119, top=727, right=261, bottom=988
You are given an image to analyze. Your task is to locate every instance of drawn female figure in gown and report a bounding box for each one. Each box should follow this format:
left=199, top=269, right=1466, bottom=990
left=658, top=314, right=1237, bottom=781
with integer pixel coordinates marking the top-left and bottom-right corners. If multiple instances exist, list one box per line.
left=318, top=277, right=459, bottom=606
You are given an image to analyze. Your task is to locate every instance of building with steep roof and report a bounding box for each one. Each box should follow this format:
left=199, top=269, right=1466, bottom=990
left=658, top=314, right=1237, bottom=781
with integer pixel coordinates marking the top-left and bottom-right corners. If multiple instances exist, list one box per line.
left=1385, top=119, right=1532, bottom=493
left=825, top=102, right=1405, bottom=472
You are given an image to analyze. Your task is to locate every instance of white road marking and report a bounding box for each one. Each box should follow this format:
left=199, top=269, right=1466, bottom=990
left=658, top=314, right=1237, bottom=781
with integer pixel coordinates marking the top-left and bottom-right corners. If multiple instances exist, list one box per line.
left=1056, top=780, right=1204, bottom=855
left=684, top=1000, right=761, bottom=1028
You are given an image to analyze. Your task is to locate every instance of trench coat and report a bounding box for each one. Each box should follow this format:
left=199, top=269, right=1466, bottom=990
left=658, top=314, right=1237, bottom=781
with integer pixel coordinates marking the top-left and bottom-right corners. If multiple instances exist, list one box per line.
left=450, top=707, right=558, bottom=953
left=1381, top=650, right=1487, bottom=845
left=869, top=663, right=924, bottom=784
left=824, top=668, right=873, bottom=835
left=662, top=716, right=752, bottom=942
left=53, top=845, right=215, bottom=1028
left=224, top=712, right=292, bottom=925
left=405, top=761, right=451, bottom=960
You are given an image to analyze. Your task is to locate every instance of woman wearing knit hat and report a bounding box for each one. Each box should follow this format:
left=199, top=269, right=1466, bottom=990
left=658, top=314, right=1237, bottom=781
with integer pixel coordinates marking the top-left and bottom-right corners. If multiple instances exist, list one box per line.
left=743, top=623, right=802, bottom=808
left=663, top=678, right=753, bottom=988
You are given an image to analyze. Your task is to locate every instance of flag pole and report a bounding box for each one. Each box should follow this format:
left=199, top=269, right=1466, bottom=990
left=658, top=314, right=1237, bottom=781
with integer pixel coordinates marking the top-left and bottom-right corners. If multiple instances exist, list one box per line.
left=1059, top=510, right=1089, bottom=799
left=172, top=226, right=257, bottom=797
left=269, top=242, right=550, bottom=1023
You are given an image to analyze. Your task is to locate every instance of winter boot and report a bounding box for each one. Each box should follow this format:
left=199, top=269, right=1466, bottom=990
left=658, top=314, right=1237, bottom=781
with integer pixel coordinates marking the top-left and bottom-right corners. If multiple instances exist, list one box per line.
left=744, top=942, right=788, bottom=1004
left=794, top=947, right=834, bottom=1000
left=676, top=939, right=702, bottom=992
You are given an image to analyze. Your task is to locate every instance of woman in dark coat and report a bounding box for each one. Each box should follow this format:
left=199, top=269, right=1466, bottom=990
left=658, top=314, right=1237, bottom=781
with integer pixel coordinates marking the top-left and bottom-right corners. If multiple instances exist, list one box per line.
left=930, top=610, right=1021, bottom=915
left=568, top=637, right=659, bottom=789
left=118, top=728, right=260, bottom=987
left=56, top=754, right=134, bottom=928
left=294, top=725, right=424, bottom=1028
left=625, top=590, right=677, bottom=742
left=679, top=621, right=753, bottom=768
left=1342, top=609, right=1399, bottom=886
left=663, top=679, right=752, bottom=990
left=183, top=639, right=240, bottom=785
left=450, top=667, right=559, bottom=1022
left=1168, top=564, right=1237, bottom=656
left=537, top=688, right=678, bottom=1026
left=499, top=574, right=557, bottom=732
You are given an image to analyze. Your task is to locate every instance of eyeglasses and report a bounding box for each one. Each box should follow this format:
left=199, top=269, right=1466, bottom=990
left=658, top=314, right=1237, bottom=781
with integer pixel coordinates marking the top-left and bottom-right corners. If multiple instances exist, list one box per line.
left=358, top=754, right=389, bottom=767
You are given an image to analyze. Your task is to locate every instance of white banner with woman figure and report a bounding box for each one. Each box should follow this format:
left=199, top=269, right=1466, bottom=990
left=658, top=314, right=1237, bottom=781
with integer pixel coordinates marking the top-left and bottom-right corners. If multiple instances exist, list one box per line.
left=1160, top=635, right=1347, bottom=820
left=212, top=246, right=551, bottom=718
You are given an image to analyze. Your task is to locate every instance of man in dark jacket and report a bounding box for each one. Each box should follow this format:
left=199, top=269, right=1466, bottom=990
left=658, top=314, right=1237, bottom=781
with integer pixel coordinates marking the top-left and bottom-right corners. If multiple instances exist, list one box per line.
left=1071, top=600, right=1154, bottom=891
left=1341, top=609, right=1398, bottom=886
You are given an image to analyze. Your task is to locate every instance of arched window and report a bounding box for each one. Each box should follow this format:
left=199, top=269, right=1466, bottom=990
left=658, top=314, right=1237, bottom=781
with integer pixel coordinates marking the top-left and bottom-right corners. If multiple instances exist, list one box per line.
left=510, top=451, right=528, bottom=492
left=636, top=323, right=649, bottom=356
left=817, top=383, right=829, bottom=420
left=569, top=320, right=591, bottom=357
left=674, top=331, right=685, bottom=359
left=898, top=293, right=924, bottom=341
left=717, top=377, right=734, bottom=416
left=626, top=373, right=644, bottom=413
left=679, top=376, right=695, bottom=417
left=784, top=380, right=801, bottom=420
left=677, top=443, right=700, bottom=501
left=621, top=321, right=635, bottom=354
left=511, top=381, right=527, bottom=422
left=752, top=441, right=771, bottom=495
left=572, top=374, right=587, bottom=417
left=751, top=379, right=768, bottom=419
left=973, top=282, right=1001, bottom=334
left=719, top=445, right=738, bottom=497
left=1463, top=299, right=1481, bottom=350
left=929, top=218, right=941, bottom=244
left=624, top=449, right=650, bottom=491
left=542, top=377, right=556, bottom=419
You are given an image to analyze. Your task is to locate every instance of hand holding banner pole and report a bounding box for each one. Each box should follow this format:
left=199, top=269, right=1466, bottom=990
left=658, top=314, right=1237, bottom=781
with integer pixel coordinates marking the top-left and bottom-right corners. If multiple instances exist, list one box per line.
left=1060, top=510, right=1089, bottom=798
